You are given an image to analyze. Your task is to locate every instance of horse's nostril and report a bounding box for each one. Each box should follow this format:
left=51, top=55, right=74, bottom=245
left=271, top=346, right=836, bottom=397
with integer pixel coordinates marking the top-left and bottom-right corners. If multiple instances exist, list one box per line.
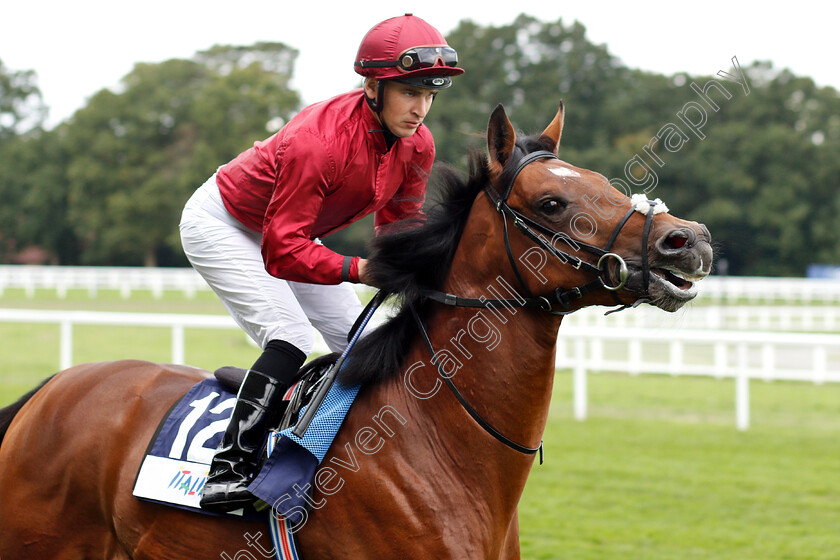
left=665, top=233, right=688, bottom=249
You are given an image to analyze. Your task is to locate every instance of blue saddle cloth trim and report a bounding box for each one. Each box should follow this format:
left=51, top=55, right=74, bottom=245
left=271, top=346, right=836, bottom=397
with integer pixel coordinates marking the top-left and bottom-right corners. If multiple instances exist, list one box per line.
left=134, top=378, right=263, bottom=518
left=248, top=381, right=360, bottom=524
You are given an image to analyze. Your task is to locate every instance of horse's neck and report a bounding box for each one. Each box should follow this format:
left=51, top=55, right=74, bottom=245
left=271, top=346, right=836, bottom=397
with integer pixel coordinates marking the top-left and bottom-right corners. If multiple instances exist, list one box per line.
left=428, top=277, right=562, bottom=455
left=394, top=208, right=564, bottom=520
left=434, top=196, right=564, bottom=450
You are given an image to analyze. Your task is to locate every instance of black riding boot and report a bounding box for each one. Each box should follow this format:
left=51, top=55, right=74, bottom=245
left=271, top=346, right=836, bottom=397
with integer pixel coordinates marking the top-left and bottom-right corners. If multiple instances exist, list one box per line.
left=199, top=370, right=284, bottom=511
left=200, top=340, right=306, bottom=512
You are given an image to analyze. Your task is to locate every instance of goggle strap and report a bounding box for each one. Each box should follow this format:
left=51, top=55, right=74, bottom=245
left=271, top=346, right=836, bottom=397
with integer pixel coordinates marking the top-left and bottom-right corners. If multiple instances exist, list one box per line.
left=355, top=60, right=402, bottom=68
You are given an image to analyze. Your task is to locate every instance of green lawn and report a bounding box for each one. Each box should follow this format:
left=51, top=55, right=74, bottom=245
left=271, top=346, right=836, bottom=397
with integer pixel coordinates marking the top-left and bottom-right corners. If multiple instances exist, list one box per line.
left=519, top=371, right=840, bottom=560
left=0, top=323, right=260, bottom=404
left=0, top=286, right=228, bottom=314
left=1, top=289, right=838, bottom=559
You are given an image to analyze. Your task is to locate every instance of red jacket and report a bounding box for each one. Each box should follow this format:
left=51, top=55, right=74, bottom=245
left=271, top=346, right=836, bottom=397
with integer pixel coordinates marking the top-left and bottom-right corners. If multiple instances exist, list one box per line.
left=216, top=89, right=432, bottom=284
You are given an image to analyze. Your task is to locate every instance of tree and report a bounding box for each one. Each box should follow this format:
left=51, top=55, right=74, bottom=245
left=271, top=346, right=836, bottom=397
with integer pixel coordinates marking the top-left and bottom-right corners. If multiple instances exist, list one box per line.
left=424, top=15, right=632, bottom=168
left=425, top=21, right=840, bottom=276
left=59, top=43, right=300, bottom=266
left=659, top=65, right=840, bottom=275
left=0, top=128, right=76, bottom=263
left=3, top=18, right=839, bottom=275
left=0, top=59, right=49, bottom=261
left=0, top=58, right=46, bottom=141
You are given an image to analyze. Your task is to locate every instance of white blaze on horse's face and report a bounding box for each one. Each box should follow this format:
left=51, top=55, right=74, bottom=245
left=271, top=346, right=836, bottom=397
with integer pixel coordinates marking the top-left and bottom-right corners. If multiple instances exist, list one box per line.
left=549, top=167, right=580, bottom=179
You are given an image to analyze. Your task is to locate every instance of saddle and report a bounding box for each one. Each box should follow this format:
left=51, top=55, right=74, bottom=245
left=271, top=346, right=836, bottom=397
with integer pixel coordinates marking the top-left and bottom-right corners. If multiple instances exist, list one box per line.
left=212, top=353, right=338, bottom=432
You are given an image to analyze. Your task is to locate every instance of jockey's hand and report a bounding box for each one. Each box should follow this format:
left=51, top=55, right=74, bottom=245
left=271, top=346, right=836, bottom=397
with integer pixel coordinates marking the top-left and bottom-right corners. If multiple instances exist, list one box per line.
left=357, top=258, right=373, bottom=286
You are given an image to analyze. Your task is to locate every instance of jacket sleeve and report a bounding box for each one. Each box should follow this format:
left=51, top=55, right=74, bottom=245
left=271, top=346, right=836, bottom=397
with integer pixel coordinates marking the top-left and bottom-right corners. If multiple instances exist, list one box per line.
left=373, top=142, right=433, bottom=234
left=261, top=134, right=357, bottom=284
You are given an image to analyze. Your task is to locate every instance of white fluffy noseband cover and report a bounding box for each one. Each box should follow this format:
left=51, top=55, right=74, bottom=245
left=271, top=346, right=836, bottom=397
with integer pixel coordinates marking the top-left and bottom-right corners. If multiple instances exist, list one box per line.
left=630, top=193, right=669, bottom=215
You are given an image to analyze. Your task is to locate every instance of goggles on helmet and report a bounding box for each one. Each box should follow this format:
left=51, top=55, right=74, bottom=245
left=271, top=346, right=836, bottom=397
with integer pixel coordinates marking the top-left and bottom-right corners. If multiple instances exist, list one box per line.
left=355, top=46, right=459, bottom=72
left=397, top=46, right=458, bottom=72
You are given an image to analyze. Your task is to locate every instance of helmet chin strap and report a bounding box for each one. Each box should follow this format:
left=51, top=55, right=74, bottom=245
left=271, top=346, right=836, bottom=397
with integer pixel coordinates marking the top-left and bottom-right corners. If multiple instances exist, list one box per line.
left=364, top=80, right=387, bottom=113
left=365, top=80, right=399, bottom=149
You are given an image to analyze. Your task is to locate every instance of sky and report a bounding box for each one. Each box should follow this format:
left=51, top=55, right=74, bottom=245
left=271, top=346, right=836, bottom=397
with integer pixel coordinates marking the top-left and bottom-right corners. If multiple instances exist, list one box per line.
left=1, top=1, right=837, bottom=129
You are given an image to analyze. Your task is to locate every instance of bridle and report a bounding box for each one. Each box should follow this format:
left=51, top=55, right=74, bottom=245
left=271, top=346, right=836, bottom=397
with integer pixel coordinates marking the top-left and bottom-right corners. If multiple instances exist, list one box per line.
left=421, top=149, right=659, bottom=314
left=486, top=149, right=631, bottom=313
left=411, top=149, right=662, bottom=459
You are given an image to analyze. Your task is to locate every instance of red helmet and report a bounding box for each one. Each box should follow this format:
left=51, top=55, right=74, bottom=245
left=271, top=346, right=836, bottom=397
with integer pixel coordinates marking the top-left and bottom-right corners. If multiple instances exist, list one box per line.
left=355, top=13, right=464, bottom=90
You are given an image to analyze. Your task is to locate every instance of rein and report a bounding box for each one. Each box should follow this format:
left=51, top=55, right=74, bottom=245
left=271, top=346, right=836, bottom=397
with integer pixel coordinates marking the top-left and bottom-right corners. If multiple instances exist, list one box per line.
left=409, top=303, right=544, bottom=462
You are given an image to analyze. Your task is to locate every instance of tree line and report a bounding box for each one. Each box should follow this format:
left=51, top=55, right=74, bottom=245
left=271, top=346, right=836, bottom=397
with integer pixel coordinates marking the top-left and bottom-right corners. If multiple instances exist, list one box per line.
left=1, top=15, right=838, bottom=276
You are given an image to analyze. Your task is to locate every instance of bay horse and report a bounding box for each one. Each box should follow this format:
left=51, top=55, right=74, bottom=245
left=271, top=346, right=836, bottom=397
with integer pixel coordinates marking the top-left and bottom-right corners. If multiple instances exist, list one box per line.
left=0, top=102, right=712, bottom=559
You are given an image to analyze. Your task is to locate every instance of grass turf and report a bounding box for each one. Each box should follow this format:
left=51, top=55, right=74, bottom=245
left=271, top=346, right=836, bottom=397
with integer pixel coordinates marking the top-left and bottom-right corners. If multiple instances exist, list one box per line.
left=518, top=371, right=840, bottom=560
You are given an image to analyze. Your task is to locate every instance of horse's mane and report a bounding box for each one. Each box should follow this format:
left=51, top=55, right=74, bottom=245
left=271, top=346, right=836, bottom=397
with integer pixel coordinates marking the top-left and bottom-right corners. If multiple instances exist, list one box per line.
left=337, top=133, right=556, bottom=386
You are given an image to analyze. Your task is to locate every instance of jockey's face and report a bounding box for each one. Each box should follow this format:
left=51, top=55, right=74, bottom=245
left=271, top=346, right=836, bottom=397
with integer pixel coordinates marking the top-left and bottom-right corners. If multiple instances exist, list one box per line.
left=365, top=80, right=437, bottom=138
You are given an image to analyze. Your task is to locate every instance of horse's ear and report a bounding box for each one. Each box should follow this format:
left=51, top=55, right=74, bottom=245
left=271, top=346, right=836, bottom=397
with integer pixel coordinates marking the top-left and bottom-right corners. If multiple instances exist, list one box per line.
left=540, top=100, right=565, bottom=155
left=487, top=104, right=516, bottom=174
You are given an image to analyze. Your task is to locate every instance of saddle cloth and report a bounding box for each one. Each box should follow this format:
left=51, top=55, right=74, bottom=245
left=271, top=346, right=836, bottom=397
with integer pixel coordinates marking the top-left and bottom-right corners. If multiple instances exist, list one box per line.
left=132, top=374, right=359, bottom=522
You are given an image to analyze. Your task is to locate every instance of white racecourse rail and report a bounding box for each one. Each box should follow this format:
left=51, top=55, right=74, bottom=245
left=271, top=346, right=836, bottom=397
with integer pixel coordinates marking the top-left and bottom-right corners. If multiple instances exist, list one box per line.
left=0, top=266, right=209, bottom=299
left=554, top=326, right=840, bottom=430
left=564, top=304, right=840, bottom=332
left=1, top=308, right=839, bottom=431
left=3, top=265, right=840, bottom=304
left=0, top=308, right=245, bottom=368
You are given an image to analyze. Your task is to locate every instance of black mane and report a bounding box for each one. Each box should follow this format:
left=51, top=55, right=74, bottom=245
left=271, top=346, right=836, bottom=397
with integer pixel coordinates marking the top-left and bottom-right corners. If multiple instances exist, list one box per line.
left=337, top=133, right=556, bottom=386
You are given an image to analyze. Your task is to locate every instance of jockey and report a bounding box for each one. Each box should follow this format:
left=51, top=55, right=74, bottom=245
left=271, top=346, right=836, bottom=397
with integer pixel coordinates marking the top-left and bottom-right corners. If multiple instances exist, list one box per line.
left=179, top=13, right=464, bottom=512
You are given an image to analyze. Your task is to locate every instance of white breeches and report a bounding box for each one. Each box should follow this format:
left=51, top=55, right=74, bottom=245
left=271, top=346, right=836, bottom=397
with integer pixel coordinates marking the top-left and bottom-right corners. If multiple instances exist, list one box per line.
left=179, top=175, right=363, bottom=355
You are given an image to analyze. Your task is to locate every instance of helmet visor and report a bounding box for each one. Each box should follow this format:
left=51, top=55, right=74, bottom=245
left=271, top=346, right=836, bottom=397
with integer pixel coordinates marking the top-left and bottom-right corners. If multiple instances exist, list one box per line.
left=392, top=75, right=452, bottom=89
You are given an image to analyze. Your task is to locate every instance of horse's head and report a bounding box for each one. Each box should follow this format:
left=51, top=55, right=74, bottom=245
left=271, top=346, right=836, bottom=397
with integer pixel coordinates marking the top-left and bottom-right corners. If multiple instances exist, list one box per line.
left=483, top=102, right=713, bottom=313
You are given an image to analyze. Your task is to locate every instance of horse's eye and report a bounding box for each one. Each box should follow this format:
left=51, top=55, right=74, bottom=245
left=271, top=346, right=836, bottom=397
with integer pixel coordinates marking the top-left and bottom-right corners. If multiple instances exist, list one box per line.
left=540, top=199, right=565, bottom=215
